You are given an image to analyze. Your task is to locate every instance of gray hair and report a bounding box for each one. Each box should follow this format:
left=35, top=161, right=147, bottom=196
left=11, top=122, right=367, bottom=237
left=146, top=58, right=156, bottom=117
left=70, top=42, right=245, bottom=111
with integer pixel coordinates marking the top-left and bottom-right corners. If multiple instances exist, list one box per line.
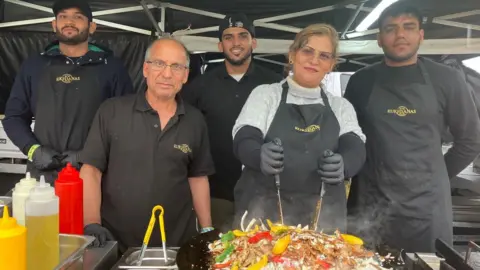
left=144, top=37, right=190, bottom=67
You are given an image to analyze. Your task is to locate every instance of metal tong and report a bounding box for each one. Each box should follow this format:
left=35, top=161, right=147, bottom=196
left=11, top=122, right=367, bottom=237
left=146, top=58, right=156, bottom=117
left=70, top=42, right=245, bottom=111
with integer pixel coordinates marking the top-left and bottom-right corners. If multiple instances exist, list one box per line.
left=311, top=149, right=333, bottom=231
left=272, top=138, right=284, bottom=224
left=137, top=205, right=168, bottom=266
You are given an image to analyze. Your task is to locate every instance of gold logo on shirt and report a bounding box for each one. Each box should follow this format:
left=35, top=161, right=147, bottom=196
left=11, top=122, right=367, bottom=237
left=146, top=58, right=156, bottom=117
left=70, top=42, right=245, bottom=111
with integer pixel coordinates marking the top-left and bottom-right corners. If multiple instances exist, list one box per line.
left=295, top=125, right=320, bottom=133
left=56, top=74, right=80, bottom=84
left=387, top=106, right=416, bottom=117
left=174, top=144, right=192, bottom=154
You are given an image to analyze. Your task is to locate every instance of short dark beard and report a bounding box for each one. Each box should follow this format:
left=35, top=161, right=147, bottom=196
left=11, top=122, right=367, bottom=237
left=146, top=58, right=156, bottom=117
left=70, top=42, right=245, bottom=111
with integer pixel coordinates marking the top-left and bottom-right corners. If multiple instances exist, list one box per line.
left=383, top=42, right=420, bottom=63
left=55, top=25, right=89, bottom=46
left=224, top=47, right=252, bottom=66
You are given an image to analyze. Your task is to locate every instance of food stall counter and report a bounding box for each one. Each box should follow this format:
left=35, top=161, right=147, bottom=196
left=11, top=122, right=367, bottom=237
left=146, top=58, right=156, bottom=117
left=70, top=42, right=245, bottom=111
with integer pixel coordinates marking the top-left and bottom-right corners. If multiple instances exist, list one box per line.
left=64, top=241, right=119, bottom=270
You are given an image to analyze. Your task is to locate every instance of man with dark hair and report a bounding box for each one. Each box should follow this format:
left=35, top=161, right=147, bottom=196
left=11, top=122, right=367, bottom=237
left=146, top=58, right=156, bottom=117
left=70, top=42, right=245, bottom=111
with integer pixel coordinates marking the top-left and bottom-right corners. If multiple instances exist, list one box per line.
left=181, top=13, right=282, bottom=229
left=2, top=0, right=134, bottom=183
left=345, top=2, right=480, bottom=252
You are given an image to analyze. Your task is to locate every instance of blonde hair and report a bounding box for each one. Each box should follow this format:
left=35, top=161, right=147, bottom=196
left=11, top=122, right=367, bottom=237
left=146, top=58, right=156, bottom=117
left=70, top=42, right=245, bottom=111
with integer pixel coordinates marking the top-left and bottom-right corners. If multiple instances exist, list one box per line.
left=285, top=23, right=339, bottom=75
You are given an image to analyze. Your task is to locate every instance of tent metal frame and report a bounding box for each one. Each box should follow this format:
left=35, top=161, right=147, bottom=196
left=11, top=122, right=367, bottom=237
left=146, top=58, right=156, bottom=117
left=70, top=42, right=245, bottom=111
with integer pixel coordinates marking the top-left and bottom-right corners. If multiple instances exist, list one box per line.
left=0, top=0, right=479, bottom=64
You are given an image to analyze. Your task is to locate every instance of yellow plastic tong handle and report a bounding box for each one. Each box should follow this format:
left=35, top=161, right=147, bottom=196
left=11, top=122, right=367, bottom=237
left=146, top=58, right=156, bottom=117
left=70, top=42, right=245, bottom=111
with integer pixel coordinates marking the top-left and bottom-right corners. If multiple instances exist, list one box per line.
left=142, top=205, right=167, bottom=246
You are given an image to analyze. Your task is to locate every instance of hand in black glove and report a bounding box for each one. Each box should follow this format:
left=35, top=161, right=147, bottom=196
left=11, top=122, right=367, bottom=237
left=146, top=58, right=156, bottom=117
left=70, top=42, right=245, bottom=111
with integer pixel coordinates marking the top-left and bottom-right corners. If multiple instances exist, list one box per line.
left=84, top=223, right=115, bottom=247
left=31, top=146, right=64, bottom=170
left=260, top=141, right=284, bottom=175
left=318, top=152, right=345, bottom=185
left=62, top=151, right=81, bottom=169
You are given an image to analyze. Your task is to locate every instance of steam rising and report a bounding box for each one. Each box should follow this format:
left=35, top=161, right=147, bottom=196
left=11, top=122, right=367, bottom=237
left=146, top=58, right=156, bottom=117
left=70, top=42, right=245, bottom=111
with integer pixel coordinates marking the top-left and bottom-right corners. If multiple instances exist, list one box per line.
left=347, top=200, right=390, bottom=250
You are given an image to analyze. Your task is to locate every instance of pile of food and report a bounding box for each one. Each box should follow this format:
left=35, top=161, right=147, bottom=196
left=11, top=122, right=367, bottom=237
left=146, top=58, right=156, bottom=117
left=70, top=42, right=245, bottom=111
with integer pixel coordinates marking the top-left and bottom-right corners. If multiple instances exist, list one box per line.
left=208, top=213, right=388, bottom=270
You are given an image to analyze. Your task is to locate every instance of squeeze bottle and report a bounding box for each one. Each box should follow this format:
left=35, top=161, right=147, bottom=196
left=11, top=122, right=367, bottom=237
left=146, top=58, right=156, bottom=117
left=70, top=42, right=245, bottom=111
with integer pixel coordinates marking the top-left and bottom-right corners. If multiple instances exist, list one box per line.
left=0, top=205, right=26, bottom=270
left=55, top=163, right=84, bottom=234
left=26, top=175, right=59, bottom=270
left=12, top=172, right=37, bottom=226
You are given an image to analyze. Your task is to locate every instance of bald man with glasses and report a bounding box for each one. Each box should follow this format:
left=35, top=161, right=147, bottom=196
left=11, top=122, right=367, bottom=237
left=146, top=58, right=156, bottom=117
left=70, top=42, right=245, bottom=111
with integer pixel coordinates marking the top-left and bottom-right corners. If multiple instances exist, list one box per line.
left=80, top=38, right=215, bottom=252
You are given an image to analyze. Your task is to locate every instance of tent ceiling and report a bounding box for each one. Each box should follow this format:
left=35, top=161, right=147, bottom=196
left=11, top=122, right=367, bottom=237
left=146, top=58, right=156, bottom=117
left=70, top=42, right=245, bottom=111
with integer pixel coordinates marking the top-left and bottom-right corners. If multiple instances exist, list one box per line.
left=0, top=0, right=479, bottom=56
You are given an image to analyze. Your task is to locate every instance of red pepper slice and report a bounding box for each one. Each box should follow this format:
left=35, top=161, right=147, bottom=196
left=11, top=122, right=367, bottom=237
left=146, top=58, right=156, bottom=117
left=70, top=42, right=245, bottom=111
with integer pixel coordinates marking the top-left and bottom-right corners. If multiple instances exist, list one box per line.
left=248, top=231, right=273, bottom=244
left=213, top=260, right=232, bottom=268
left=271, top=255, right=284, bottom=263
left=317, top=259, right=331, bottom=269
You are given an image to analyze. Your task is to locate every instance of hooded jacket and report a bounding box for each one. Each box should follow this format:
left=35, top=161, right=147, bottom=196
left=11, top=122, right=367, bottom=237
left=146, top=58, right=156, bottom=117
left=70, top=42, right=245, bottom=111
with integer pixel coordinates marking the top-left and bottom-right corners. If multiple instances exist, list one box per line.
left=2, top=41, right=134, bottom=155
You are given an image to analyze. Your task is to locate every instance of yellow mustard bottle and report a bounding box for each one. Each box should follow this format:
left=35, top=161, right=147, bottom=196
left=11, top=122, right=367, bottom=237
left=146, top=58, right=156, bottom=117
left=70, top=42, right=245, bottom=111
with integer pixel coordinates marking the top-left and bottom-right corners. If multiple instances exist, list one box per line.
left=0, top=205, right=27, bottom=270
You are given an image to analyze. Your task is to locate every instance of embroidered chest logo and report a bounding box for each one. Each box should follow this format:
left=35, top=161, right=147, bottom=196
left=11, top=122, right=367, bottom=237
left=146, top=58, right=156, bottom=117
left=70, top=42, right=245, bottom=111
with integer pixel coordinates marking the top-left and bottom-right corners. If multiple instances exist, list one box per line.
left=295, top=125, right=320, bottom=133
left=56, top=74, right=80, bottom=84
left=387, top=106, right=416, bottom=117
left=174, top=144, right=192, bottom=154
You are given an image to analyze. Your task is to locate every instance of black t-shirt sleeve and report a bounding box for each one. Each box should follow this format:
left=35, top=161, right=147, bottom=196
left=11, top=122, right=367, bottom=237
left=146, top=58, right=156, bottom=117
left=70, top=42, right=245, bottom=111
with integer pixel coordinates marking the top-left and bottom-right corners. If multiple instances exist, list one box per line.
left=79, top=100, right=114, bottom=172
left=188, top=115, right=215, bottom=177
left=344, top=67, right=376, bottom=127
left=443, top=68, right=480, bottom=178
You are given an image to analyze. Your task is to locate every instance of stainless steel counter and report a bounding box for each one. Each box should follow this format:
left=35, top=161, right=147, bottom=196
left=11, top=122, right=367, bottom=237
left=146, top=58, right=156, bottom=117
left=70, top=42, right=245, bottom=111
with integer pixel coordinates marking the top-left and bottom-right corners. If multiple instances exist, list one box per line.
left=406, top=253, right=443, bottom=270
left=65, top=241, right=119, bottom=270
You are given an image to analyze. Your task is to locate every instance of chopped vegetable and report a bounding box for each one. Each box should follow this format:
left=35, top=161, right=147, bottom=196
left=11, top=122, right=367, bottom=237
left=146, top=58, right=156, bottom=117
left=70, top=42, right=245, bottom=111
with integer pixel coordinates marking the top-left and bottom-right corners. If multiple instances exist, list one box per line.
left=341, top=234, right=364, bottom=246
left=221, top=231, right=235, bottom=243
left=233, top=230, right=247, bottom=237
left=248, top=231, right=272, bottom=244
left=215, top=244, right=235, bottom=263
left=317, top=258, right=331, bottom=269
left=266, top=219, right=289, bottom=234
left=271, top=255, right=284, bottom=263
left=247, top=255, right=268, bottom=270
left=272, top=234, right=291, bottom=255
left=213, top=260, right=232, bottom=268
left=266, top=219, right=274, bottom=228
left=230, top=262, right=239, bottom=270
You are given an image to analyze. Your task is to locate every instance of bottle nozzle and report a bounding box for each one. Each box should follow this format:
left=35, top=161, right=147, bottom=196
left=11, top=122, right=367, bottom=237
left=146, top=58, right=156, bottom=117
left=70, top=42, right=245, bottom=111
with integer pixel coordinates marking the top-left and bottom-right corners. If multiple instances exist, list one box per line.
left=26, top=172, right=31, bottom=180
left=2, top=205, right=9, bottom=219
left=39, top=175, right=46, bottom=187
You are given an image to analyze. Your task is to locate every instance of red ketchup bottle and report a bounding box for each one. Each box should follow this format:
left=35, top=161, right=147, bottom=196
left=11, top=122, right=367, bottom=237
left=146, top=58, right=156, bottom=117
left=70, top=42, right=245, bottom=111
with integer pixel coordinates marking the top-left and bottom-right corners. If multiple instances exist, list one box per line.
left=55, top=163, right=83, bottom=235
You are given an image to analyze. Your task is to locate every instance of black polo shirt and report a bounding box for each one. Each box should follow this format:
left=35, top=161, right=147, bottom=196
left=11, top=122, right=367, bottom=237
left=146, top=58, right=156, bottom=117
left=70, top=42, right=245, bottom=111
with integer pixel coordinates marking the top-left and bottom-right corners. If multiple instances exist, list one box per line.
left=79, top=91, right=215, bottom=250
left=181, top=61, right=282, bottom=201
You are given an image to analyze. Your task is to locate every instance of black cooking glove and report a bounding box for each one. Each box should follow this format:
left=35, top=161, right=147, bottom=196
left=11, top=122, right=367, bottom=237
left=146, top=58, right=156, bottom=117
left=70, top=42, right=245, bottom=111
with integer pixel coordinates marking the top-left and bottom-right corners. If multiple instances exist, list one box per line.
left=318, top=152, right=345, bottom=185
left=62, top=151, right=81, bottom=169
left=260, top=140, right=284, bottom=175
left=30, top=146, right=63, bottom=171
left=84, top=223, right=115, bottom=247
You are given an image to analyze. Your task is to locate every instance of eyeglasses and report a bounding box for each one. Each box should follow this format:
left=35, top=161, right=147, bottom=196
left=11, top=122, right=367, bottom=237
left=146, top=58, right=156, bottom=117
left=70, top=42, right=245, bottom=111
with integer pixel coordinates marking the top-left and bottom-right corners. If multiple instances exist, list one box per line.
left=299, top=47, right=334, bottom=62
left=145, top=60, right=188, bottom=74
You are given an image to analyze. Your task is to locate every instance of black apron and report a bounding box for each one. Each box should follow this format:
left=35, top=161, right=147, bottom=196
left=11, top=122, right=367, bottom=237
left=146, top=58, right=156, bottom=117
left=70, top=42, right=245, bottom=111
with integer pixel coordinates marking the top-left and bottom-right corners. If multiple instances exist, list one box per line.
left=347, top=61, right=453, bottom=252
left=28, top=56, right=103, bottom=183
left=234, top=82, right=347, bottom=232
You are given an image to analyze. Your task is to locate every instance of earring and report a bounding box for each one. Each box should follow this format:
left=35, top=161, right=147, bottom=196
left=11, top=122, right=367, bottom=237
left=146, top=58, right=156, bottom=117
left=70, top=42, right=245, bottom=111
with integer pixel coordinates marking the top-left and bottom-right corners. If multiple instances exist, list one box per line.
left=289, top=60, right=293, bottom=64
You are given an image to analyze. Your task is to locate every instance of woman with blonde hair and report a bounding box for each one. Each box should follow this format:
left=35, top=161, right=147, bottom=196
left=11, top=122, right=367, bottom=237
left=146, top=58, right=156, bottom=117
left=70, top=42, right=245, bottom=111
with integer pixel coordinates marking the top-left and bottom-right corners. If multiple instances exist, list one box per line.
left=232, top=24, right=366, bottom=232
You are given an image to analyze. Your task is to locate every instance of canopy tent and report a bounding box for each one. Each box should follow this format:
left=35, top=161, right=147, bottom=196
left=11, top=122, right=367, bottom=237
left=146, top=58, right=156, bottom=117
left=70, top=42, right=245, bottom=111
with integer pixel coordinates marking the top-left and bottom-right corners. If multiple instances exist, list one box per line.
left=0, top=0, right=479, bottom=107
left=1, top=0, right=479, bottom=55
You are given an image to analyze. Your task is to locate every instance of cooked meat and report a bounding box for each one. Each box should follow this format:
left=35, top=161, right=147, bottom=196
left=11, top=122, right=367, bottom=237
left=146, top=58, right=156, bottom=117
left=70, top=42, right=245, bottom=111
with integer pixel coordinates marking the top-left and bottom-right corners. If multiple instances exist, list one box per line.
left=209, top=221, right=386, bottom=269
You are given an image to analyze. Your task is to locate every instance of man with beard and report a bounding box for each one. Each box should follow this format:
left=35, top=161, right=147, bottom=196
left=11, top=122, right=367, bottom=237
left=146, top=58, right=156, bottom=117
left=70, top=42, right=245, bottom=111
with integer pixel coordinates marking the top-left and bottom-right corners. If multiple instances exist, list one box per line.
left=345, top=2, right=480, bottom=252
left=181, top=13, right=281, bottom=229
left=3, top=0, right=134, bottom=183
